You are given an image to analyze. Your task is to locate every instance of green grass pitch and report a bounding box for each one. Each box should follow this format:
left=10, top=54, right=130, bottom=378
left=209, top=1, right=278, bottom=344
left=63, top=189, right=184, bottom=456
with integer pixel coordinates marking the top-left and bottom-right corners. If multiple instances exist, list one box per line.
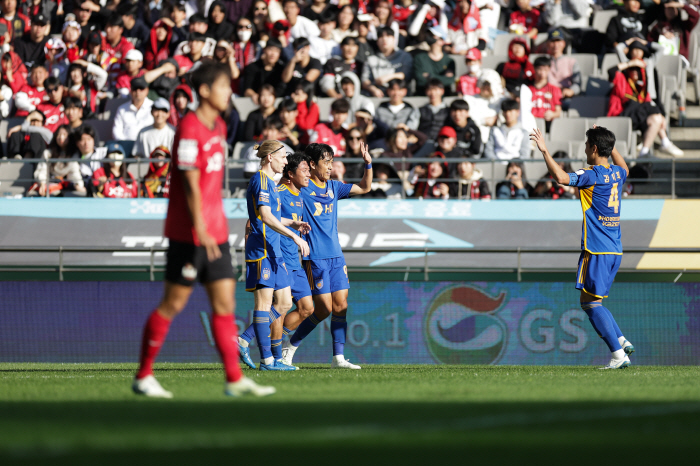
left=2, top=363, right=700, bottom=465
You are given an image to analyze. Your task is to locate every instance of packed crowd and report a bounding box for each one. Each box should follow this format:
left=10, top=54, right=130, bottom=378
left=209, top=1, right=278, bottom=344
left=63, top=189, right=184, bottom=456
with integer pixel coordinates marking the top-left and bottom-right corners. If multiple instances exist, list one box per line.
left=0, top=0, right=696, bottom=199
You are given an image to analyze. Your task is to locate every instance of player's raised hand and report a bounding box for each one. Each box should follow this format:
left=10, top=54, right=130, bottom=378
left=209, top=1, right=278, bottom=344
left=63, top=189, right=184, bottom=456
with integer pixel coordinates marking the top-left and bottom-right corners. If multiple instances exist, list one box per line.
left=530, top=128, right=548, bottom=155
left=294, top=236, right=310, bottom=257
left=360, top=141, right=372, bottom=164
left=292, top=220, right=311, bottom=235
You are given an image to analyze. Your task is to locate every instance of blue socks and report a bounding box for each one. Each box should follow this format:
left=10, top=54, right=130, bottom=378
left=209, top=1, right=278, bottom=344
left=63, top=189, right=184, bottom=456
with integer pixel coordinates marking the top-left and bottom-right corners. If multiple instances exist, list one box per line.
left=240, top=321, right=256, bottom=344
left=330, top=314, right=347, bottom=356
left=253, top=310, right=272, bottom=360
left=290, top=314, right=320, bottom=347
left=240, top=305, right=282, bottom=345
left=581, top=302, right=622, bottom=352
left=271, top=339, right=282, bottom=359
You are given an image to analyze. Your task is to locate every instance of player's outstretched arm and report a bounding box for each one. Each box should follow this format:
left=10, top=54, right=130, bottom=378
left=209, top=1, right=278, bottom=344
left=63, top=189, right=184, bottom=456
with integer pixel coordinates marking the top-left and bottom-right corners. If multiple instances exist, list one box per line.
left=350, top=141, right=373, bottom=195
left=530, top=128, right=570, bottom=185
left=182, top=169, right=221, bottom=261
left=259, top=206, right=310, bottom=256
left=610, top=146, right=629, bottom=176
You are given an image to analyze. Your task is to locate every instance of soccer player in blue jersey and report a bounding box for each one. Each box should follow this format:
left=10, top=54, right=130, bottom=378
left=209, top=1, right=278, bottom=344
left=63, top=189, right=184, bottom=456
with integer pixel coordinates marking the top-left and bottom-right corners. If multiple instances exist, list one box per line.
left=238, top=152, right=316, bottom=369
left=281, top=142, right=373, bottom=369
left=531, top=126, right=635, bottom=369
left=244, top=140, right=311, bottom=371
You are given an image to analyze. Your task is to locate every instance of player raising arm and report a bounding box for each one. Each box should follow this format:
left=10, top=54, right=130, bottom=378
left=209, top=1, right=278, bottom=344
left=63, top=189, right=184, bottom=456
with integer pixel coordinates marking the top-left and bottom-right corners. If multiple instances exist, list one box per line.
left=132, top=62, right=274, bottom=398
left=531, top=126, right=635, bottom=370
left=238, top=152, right=316, bottom=369
left=281, top=142, right=372, bottom=369
left=244, top=141, right=311, bottom=371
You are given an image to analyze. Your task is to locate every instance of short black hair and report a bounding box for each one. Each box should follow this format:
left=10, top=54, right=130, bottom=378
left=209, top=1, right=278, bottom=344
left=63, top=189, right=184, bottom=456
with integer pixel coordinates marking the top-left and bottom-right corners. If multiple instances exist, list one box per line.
left=340, top=76, right=354, bottom=86
left=283, top=151, right=310, bottom=180
left=64, top=96, right=82, bottom=109
left=318, top=9, right=337, bottom=24
left=283, top=0, right=300, bottom=7
left=585, top=126, right=616, bottom=158
left=501, top=99, right=519, bottom=112
left=30, top=63, right=47, bottom=71
left=331, top=98, right=350, bottom=114
left=450, top=99, right=469, bottom=112
left=45, top=76, right=61, bottom=88
left=341, top=36, right=358, bottom=47
left=263, top=114, right=284, bottom=130
left=533, top=56, right=552, bottom=68
left=190, top=62, right=231, bottom=96
left=75, top=124, right=97, bottom=141
left=190, top=13, right=207, bottom=24
left=106, top=13, right=124, bottom=27
left=427, top=78, right=444, bottom=90
left=28, top=109, right=45, bottom=123
left=277, top=97, right=298, bottom=113
left=118, top=3, right=139, bottom=17
left=387, top=78, right=405, bottom=89
left=294, top=37, right=310, bottom=51
left=305, top=143, right=334, bottom=164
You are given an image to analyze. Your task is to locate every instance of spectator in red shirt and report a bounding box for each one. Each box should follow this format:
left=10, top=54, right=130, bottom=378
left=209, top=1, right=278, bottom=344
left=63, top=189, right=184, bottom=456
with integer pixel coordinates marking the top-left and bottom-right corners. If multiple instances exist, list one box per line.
left=310, top=98, right=350, bottom=156
left=0, top=0, right=30, bottom=38
left=173, top=32, right=206, bottom=74
left=509, top=0, right=540, bottom=39
left=92, top=142, right=139, bottom=198
left=102, top=13, right=135, bottom=85
left=529, top=56, right=561, bottom=130
left=496, top=36, right=534, bottom=94
left=14, top=63, right=48, bottom=117
left=457, top=48, right=483, bottom=97
left=144, top=19, right=172, bottom=71
left=0, top=47, right=27, bottom=94
left=115, top=49, right=145, bottom=96
left=291, top=80, right=320, bottom=133
left=37, top=76, right=68, bottom=132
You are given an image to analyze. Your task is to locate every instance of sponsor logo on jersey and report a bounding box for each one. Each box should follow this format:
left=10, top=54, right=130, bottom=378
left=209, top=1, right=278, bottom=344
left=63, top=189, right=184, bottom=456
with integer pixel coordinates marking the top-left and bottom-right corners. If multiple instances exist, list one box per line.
left=182, top=263, right=197, bottom=281
left=425, top=285, right=507, bottom=365
left=262, top=268, right=271, bottom=280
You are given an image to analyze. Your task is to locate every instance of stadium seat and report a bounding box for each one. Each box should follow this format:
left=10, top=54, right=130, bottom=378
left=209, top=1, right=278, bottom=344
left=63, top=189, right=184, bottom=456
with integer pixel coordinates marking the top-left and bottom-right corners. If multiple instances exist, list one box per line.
left=404, top=96, right=430, bottom=109
left=534, top=117, right=546, bottom=136
left=0, top=118, right=24, bottom=143
left=481, top=54, right=506, bottom=71
left=526, top=159, right=549, bottom=183
left=549, top=118, right=588, bottom=142
left=571, top=141, right=586, bottom=159
left=84, top=119, right=116, bottom=145
left=232, top=97, right=258, bottom=121
left=494, top=33, right=526, bottom=57
left=450, top=54, right=468, bottom=82
left=594, top=117, right=635, bottom=153
left=532, top=32, right=549, bottom=51
left=529, top=53, right=547, bottom=63
left=100, top=97, right=129, bottom=120
left=126, top=161, right=150, bottom=180
left=591, top=9, right=618, bottom=34
left=542, top=140, right=572, bottom=158
left=599, top=54, right=620, bottom=76
left=231, top=141, right=256, bottom=160
left=567, top=96, right=608, bottom=118
left=0, top=160, right=34, bottom=195
left=571, top=54, right=598, bottom=79
left=584, top=76, right=612, bottom=96
left=317, top=97, right=334, bottom=122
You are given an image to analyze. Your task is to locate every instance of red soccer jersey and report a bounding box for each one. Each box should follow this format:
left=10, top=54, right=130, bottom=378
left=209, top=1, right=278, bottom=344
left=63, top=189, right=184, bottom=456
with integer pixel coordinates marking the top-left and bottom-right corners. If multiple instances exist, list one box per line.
left=310, top=122, right=346, bottom=156
left=393, top=3, right=417, bottom=30
left=509, top=9, right=540, bottom=33
left=15, top=84, right=47, bottom=117
left=36, top=101, right=68, bottom=132
left=165, top=111, right=228, bottom=246
left=458, top=74, right=479, bottom=96
left=529, top=82, right=562, bottom=119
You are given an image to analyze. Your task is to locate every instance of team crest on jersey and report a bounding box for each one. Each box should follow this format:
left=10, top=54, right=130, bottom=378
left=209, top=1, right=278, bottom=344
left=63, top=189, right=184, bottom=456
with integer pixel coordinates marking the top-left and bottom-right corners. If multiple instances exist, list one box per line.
left=328, top=190, right=334, bottom=199
left=315, top=279, right=323, bottom=289
left=262, top=268, right=271, bottom=280
left=182, top=263, right=197, bottom=281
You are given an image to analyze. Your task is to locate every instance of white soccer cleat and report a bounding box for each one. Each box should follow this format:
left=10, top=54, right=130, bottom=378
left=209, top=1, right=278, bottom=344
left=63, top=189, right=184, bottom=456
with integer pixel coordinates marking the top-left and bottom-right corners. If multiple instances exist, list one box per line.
left=132, top=375, right=173, bottom=398
left=658, top=142, right=684, bottom=157
left=622, top=339, right=635, bottom=355
left=281, top=341, right=298, bottom=368
left=225, top=376, right=276, bottom=397
left=331, top=356, right=361, bottom=370
left=599, top=356, right=631, bottom=370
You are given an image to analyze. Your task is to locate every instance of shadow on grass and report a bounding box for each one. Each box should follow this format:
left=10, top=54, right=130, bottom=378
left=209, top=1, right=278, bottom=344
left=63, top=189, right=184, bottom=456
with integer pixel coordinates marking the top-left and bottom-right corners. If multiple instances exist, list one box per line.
left=1, top=400, right=700, bottom=465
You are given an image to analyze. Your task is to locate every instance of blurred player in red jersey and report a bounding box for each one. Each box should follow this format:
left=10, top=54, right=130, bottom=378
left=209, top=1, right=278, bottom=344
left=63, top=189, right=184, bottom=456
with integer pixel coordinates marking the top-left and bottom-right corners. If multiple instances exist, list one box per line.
left=132, top=62, right=275, bottom=398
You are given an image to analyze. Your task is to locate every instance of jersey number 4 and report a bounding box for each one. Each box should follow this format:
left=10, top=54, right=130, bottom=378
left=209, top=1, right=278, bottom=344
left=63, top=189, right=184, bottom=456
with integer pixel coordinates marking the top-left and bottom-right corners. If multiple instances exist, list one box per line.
left=608, top=183, right=619, bottom=213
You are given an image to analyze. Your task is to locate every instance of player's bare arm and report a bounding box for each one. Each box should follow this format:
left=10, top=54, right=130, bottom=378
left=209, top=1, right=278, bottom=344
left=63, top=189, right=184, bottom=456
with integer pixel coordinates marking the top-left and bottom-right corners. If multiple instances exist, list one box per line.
left=350, top=141, right=373, bottom=195
left=259, top=205, right=310, bottom=256
left=530, top=128, right=570, bottom=185
left=181, top=169, right=221, bottom=262
left=610, top=146, right=629, bottom=176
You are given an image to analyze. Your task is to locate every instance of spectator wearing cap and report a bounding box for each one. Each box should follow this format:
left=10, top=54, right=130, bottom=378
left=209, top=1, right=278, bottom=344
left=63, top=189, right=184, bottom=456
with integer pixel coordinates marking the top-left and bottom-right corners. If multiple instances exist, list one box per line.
left=115, top=49, right=146, bottom=96
left=112, top=76, right=154, bottom=141
left=282, top=37, right=322, bottom=94
left=0, top=0, right=30, bottom=37
left=340, top=74, right=374, bottom=127
left=431, top=126, right=461, bottom=158
left=309, top=9, right=340, bottom=65
left=361, top=26, right=413, bottom=98
left=37, top=76, right=68, bottom=133
left=483, top=99, right=530, bottom=161
left=310, top=98, right=350, bottom=156
left=133, top=97, right=176, bottom=159
left=354, top=105, right=386, bottom=145
left=544, top=28, right=580, bottom=100
left=120, top=3, right=150, bottom=52
left=418, top=78, right=449, bottom=141
left=332, top=4, right=358, bottom=44
left=283, top=0, right=319, bottom=42
left=13, top=63, right=48, bottom=118
left=207, top=1, right=234, bottom=41
left=141, top=145, right=171, bottom=198
left=508, top=0, right=539, bottom=39
left=92, top=142, right=138, bottom=198
left=413, top=25, right=455, bottom=96
left=376, top=79, right=420, bottom=130
left=457, top=48, right=484, bottom=97
left=240, top=38, right=286, bottom=101
left=13, top=13, right=49, bottom=68
left=44, top=37, right=69, bottom=81
left=83, top=30, right=104, bottom=67
left=173, top=32, right=207, bottom=73
left=172, top=13, right=217, bottom=58
left=448, top=99, right=481, bottom=156
left=320, top=36, right=363, bottom=99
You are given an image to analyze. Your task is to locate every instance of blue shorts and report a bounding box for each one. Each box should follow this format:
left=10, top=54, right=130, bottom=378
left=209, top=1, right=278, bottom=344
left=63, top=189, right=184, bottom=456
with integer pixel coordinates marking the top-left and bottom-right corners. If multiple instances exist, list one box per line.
left=245, top=256, right=290, bottom=292
left=304, top=256, right=349, bottom=296
left=575, top=251, right=621, bottom=299
left=290, top=268, right=312, bottom=302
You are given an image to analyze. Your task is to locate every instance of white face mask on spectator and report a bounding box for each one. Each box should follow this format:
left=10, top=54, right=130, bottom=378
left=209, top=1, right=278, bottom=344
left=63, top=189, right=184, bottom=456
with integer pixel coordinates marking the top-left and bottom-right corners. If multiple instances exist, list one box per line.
left=238, top=30, right=252, bottom=42
left=468, top=64, right=480, bottom=74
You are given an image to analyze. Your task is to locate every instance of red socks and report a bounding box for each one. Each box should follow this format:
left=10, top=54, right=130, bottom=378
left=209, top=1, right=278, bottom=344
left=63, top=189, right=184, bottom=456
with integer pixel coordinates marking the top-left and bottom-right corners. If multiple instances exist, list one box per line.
left=212, top=313, right=243, bottom=383
left=136, top=310, right=172, bottom=380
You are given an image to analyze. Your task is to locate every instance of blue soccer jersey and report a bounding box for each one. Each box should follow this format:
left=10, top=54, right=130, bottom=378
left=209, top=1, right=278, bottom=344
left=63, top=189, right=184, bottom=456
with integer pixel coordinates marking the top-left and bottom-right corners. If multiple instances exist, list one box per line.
left=568, top=164, right=627, bottom=255
left=278, top=183, right=304, bottom=270
left=301, top=179, right=353, bottom=260
left=245, top=170, right=282, bottom=262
